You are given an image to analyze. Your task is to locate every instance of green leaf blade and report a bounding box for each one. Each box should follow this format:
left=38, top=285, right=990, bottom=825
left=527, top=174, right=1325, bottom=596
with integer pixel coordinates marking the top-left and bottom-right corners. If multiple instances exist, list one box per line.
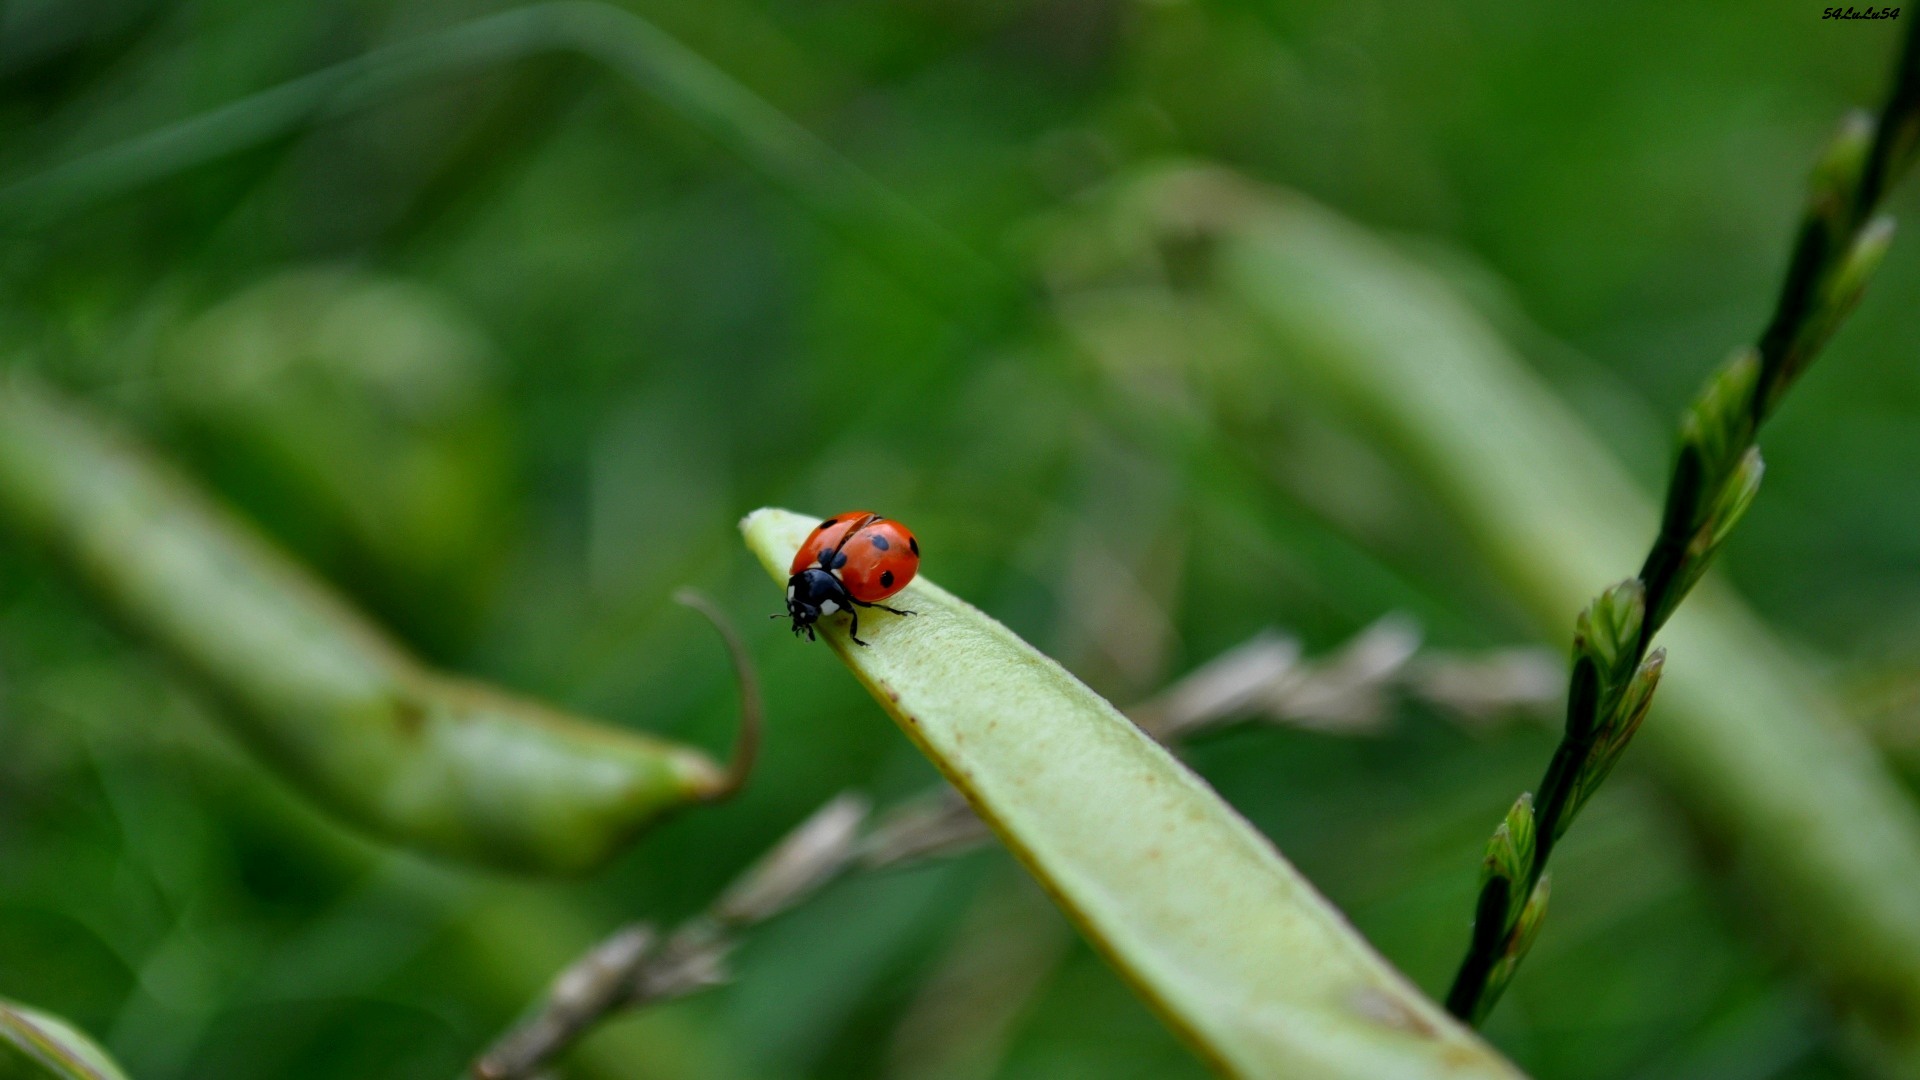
left=743, top=508, right=1522, bottom=1080
left=1194, top=171, right=1920, bottom=1063
left=0, top=374, right=727, bottom=874
left=0, top=1002, right=129, bottom=1080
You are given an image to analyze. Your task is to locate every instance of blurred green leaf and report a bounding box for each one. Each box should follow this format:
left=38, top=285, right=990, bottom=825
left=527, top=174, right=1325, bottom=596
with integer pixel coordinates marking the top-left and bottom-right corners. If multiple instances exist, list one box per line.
left=0, top=1000, right=129, bottom=1080
left=1171, top=167, right=1920, bottom=1065
left=0, top=2, right=1010, bottom=320
left=0, top=374, right=730, bottom=873
left=742, top=507, right=1523, bottom=1080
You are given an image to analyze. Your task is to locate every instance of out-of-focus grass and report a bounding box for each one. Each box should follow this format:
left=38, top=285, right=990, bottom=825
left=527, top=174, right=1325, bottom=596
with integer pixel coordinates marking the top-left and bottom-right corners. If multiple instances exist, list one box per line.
left=0, top=2, right=1915, bottom=1078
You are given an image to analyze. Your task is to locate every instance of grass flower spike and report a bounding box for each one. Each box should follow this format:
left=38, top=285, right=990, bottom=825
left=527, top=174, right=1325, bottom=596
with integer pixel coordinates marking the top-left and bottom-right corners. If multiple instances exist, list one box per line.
left=1446, top=17, right=1920, bottom=1024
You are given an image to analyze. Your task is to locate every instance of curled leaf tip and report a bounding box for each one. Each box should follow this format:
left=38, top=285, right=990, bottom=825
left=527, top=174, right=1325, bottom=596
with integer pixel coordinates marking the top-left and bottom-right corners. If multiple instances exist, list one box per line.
left=674, top=588, right=763, bottom=802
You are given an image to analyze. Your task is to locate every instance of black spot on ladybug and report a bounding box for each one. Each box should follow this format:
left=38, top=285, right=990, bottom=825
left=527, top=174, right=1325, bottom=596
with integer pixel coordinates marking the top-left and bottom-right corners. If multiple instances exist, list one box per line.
left=870, top=534, right=890, bottom=551
left=909, top=537, right=919, bottom=555
left=881, top=570, right=895, bottom=588
left=832, top=551, right=848, bottom=569
left=821, top=518, right=839, bottom=530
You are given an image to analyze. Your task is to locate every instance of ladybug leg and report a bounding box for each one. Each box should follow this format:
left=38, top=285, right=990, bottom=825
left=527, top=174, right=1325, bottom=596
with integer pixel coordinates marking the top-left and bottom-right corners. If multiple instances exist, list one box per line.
left=845, top=608, right=868, bottom=647
left=850, top=597, right=916, bottom=618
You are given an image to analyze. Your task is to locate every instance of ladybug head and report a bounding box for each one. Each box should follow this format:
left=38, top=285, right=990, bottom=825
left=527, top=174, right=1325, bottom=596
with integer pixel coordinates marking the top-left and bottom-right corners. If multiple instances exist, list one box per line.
left=783, top=567, right=848, bottom=641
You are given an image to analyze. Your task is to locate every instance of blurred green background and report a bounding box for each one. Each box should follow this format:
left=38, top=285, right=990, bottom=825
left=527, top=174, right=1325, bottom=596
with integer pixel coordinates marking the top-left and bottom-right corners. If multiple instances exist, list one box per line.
left=0, top=1, right=1916, bottom=1077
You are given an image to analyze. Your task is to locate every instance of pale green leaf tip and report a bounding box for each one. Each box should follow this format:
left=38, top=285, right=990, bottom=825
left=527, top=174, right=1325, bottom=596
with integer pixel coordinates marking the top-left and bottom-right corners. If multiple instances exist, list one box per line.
left=1810, top=110, right=1875, bottom=202
left=1831, top=214, right=1898, bottom=302
left=1512, top=874, right=1551, bottom=954
left=740, top=507, right=799, bottom=580
left=0, top=1001, right=130, bottom=1080
left=1682, top=350, right=1761, bottom=476
left=1575, top=579, right=1644, bottom=678
left=1483, top=793, right=1537, bottom=891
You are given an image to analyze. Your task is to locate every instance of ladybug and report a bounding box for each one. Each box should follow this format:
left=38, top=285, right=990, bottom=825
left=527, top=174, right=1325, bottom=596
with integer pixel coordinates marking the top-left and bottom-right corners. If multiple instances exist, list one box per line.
left=782, top=511, right=919, bottom=645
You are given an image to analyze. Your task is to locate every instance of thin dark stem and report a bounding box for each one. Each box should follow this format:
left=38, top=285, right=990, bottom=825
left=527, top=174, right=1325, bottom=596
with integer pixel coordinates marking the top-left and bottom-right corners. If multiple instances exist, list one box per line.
left=1851, top=16, right=1920, bottom=243
left=1446, top=19, right=1920, bottom=1026
left=1444, top=877, right=1511, bottom=1017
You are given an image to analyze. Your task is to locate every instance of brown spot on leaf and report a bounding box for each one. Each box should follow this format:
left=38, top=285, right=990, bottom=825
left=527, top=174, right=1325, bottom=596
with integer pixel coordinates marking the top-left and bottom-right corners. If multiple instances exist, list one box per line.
left=1348, top=987, right=1439, bottom=1039
left=392, top=696, right=427, bottom=736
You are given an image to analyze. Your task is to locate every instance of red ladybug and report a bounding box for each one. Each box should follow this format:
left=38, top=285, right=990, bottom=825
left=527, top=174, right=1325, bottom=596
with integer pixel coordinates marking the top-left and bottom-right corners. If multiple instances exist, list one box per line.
left=783, top=510, right=919, bottom=645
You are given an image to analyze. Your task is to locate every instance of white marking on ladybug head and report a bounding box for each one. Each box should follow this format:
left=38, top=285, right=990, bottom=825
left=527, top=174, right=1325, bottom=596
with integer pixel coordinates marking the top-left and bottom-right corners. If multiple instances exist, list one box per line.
left=819, top=599, right=839, bottom=616
left=787, top=584, right=795, bottom=601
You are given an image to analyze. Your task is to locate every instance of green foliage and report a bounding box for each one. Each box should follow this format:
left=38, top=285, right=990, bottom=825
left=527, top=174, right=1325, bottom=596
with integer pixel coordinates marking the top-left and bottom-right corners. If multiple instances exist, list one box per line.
left=0, top=1001, right=129, bottom=1080
left=0, top=376, right=731, bottom=872
left=1472, top=877, right=1549, bottom=1029
left=1442, top=16, right=1920, bottom=1026
left=742, top=508, right=1520, bottom=1080
left=1643, top=349, right=1769, bottom=634
left=1572, top=580, right=1644, bottom=699
left=1479, top=795, right=1536, bottom=928
left=1197, top=164, right=1920, bottom=1068
left=1677, top=351, right=1758, bottom=501
left=0, top=3, right=1917, bottom=1078
left=1564, top=650, right=1663, bottom=827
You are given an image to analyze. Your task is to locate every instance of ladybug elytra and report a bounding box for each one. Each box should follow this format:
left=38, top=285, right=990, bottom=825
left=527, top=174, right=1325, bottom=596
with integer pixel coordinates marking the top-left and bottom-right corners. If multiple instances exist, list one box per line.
left=782, top=511, right=919, bottom=645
